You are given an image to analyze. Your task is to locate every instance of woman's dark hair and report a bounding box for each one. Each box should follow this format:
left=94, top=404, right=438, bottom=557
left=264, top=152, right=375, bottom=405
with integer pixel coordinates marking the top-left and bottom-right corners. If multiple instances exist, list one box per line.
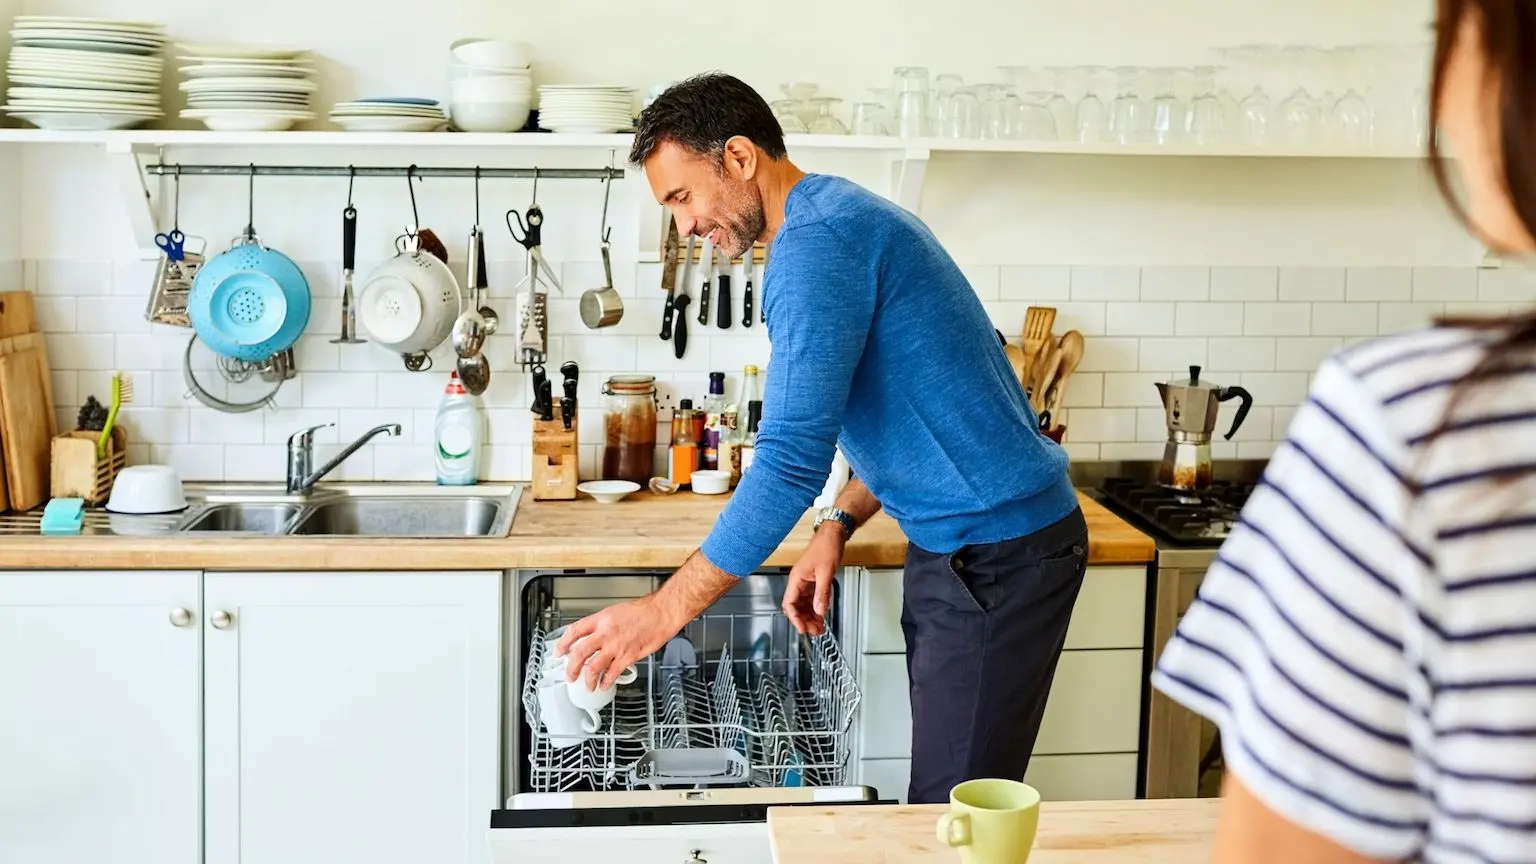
left=628, top=72, right=788, bottom=168
left=1427, top=0, right=1536, bottom=433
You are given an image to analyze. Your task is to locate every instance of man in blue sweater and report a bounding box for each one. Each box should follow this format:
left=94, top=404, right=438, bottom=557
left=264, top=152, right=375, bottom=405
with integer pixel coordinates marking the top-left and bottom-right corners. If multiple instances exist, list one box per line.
left=556, top=72, right=1088, bottom=804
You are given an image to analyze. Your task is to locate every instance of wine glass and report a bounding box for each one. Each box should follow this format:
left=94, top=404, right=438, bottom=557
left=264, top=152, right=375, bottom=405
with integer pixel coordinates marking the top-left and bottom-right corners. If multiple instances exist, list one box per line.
left=807, top=97, right=848, bottom=134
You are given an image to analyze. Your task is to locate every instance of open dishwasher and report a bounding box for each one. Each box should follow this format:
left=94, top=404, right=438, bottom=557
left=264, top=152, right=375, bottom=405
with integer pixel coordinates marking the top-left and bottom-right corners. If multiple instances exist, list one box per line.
left=488, top=570, right=881, bottom=864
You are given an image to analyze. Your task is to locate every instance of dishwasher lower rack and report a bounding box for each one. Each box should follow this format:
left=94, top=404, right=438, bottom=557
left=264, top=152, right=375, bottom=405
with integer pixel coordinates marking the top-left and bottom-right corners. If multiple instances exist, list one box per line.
left=520, top=611, right=861, bottom=793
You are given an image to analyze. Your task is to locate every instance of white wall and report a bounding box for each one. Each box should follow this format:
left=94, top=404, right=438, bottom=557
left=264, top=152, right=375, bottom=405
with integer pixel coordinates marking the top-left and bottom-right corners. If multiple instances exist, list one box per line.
left=11, top=0, right=1534, bottom=483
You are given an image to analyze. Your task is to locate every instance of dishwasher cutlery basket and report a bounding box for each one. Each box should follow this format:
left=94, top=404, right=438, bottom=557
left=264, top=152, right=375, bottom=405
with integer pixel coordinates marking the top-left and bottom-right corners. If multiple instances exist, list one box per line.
left=521, top=602, right=861, bottom=793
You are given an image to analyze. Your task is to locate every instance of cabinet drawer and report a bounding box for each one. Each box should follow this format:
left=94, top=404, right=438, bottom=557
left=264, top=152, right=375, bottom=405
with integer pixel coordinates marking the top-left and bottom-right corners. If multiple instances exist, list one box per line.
left=1034, top=649, right=1144, bottom=755
left=1026, top=753, right=1139, bottom=801
left=859, top=650, right=1144, bottom=761
left=860, top=565, right=1148, bottom=657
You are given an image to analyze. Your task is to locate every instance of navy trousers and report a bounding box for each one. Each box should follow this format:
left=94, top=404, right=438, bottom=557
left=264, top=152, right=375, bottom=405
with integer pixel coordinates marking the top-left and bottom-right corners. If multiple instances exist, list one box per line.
left=901, top=507, right=1090, bottom=804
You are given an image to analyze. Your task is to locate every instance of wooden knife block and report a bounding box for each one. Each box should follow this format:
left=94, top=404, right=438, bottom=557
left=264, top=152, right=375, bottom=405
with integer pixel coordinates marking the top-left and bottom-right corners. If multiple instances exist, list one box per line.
left=531, top=413, right=579, bottom=501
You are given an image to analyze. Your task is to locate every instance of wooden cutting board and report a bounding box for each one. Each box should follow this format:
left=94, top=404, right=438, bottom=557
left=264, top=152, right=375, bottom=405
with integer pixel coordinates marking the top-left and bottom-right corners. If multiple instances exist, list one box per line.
left=0, top=347, right=52, bottom=510
left=767, top=799, right=1221, bottom=864
left=0, top=291, right=37, bottom=339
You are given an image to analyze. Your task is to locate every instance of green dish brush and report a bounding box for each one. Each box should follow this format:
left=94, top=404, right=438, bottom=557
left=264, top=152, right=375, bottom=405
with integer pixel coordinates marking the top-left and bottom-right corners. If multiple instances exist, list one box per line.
left=96, top=372, right=133, bottom=458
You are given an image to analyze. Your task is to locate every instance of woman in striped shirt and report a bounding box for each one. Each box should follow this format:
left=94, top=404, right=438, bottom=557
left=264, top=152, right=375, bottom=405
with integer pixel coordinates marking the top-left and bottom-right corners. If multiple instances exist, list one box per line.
left=1152, top=1, right=1536, bottom=862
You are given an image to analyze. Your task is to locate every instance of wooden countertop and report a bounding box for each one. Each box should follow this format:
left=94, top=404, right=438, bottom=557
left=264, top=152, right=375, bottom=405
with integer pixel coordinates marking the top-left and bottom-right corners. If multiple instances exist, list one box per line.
left=0, top=490, right=1153, bottom=571
left=767, top=798, right=1220, bottom=863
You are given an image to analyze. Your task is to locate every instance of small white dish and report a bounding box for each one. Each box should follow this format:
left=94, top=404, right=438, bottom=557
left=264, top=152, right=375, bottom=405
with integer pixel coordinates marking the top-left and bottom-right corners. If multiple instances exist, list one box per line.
left=105, top=464, right=187, bottom=514
left=576, top=480, right=640, bottom=504
left=566, top=664, right=637, bottom=733
left=690, top=470, right=730, bottom=495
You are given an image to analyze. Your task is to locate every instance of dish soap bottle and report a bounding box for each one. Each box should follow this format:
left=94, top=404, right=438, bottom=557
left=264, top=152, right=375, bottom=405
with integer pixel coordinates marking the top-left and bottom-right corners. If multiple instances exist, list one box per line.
left=435, top=371, right=484, bottom=486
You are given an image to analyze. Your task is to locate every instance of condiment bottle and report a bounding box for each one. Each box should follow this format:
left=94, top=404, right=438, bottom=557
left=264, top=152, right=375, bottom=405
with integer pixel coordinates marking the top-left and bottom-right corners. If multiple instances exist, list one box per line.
left=669, top=401, right=698, bottom=488
left=701, top=372, right=727, bottom=471
left=739, top=399, right=763, bottom=475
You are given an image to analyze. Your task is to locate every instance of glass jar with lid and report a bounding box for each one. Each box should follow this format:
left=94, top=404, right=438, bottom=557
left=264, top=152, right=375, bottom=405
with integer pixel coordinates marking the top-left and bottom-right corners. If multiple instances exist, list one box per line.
left=602, top=374, right=658, bottom=484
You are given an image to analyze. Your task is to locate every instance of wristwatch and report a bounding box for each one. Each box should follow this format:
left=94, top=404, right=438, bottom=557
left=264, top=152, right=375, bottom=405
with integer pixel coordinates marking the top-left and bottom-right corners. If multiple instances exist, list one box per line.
left=813, top=506, right=857, bottom=537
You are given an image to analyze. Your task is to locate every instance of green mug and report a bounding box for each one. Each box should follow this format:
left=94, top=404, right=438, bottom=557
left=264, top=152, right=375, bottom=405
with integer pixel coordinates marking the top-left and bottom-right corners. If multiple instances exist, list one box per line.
left=936, top=779, right=1042, bottom=864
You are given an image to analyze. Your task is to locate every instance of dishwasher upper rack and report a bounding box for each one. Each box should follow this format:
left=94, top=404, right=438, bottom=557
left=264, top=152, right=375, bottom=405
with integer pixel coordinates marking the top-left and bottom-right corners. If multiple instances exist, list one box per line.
left=520, top=613, right=861, bottom=793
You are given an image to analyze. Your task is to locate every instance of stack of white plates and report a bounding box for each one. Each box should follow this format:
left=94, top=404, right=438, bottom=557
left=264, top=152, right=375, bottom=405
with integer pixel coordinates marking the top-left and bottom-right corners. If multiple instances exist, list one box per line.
left=4, top=16, right=167, bottom=131
left=536, top=86, right=635, bottom=134
left=176, top=43, right=316, bottom=131
left=330, top=97, right=447, bottom=132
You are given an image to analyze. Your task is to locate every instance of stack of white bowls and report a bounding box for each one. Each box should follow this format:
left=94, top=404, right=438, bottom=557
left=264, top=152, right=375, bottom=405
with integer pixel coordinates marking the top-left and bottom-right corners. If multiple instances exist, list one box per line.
left=4, top=16, right=167, bottom=131
left=447, top=38, right=533, bottom=133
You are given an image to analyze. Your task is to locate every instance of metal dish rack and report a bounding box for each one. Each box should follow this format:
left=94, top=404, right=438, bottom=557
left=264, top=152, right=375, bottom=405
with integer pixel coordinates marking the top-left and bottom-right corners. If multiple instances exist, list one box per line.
left=520, top=585, right=860, bottom=793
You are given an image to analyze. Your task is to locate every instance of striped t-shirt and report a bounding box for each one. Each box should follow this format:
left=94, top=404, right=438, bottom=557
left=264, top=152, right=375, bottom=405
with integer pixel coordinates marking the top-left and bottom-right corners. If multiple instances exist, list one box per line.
left=1152, top=323, right=1536, bottom=863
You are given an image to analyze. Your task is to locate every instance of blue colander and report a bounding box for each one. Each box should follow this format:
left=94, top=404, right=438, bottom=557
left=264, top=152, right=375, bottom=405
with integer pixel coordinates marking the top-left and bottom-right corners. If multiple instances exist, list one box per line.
left=189, top=232, right=311, bottom=363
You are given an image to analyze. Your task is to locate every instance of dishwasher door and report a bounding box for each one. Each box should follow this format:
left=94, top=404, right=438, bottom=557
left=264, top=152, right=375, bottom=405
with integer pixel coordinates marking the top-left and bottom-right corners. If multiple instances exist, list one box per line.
left=507, top=570, right=860, bottom=796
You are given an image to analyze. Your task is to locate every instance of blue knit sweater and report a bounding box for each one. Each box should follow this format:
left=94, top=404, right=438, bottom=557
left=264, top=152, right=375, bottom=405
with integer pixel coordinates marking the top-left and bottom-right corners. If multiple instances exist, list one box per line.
left=699, top=174, right=1078, bottom=577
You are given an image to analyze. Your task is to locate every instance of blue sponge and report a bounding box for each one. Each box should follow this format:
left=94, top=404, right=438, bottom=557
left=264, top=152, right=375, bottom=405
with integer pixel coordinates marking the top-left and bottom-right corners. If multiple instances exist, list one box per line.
left=41, top=498, right=85, bottom=535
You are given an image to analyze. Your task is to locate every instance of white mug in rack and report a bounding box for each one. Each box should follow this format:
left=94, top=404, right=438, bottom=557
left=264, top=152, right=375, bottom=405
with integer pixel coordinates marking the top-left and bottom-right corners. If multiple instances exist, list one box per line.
left=536, top=679, right=594, bottom=748
left=566, top=664, right=638, bottom=733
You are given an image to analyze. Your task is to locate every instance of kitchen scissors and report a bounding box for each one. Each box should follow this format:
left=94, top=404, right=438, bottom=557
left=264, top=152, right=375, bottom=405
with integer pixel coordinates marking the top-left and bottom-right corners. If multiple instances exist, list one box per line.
left=155, top=165, right=186, bottom=262
left=506, top=168, right=564, bottom=294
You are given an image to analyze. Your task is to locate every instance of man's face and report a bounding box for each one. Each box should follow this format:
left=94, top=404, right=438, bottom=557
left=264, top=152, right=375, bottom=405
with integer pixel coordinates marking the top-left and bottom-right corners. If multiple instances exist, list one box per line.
left=643, top=140, right=765, bottom=259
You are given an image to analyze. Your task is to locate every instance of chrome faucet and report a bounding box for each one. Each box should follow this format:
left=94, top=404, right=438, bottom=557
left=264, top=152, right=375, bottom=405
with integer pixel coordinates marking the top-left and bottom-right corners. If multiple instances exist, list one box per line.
left=285, top=422, right=402, bottom=495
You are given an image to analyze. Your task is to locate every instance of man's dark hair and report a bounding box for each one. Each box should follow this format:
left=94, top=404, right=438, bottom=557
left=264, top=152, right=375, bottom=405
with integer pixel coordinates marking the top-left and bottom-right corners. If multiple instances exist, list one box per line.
left=628, top=72, right=788, bottom=167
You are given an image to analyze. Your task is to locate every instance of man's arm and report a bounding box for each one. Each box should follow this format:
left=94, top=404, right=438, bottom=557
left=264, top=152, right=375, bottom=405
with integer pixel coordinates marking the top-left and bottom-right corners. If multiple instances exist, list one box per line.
left=831, top=476, right=881, bottom=529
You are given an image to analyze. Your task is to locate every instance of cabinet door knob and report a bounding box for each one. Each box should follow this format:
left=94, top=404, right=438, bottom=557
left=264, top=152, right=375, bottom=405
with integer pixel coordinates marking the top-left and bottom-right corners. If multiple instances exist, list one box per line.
left=169, top=607, right=193, bottom=627
left=211, top=610, right=234, bottom=630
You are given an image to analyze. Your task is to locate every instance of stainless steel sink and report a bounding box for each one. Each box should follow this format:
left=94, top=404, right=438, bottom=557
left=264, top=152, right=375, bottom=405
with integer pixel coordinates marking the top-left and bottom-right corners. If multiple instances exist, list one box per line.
left=288, top=496, right=510, bottom=537
left=178, top=502, right=304, bottom=533
left=165, top=483, right=522, bottom=538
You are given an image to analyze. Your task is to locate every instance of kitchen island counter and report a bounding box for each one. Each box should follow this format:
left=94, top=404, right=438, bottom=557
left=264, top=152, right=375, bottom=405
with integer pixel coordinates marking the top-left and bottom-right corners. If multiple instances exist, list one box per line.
left=767, top=797, right=1220, bottom=863
left=0, top=490, right=1153, bottom=571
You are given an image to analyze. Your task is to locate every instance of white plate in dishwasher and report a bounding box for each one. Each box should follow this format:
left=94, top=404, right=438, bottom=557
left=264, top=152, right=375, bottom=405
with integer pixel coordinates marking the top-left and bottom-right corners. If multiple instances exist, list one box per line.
left=487, top=787, right=882, bottom=864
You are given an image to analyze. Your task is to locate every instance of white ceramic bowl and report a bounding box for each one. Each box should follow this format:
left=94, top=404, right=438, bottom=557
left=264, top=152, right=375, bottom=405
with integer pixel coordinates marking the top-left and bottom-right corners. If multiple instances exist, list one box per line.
left=106, top=465, right=188, bottom=514
left=690, top=470, right=731, bottom=495
left=449, top=60, right=533, bottom=81
left=577, top=480, right=640, bottom=504
left=450, top=74, right=532, bottom=102
left=450, top=37, right=533, bottom=70
left=449, top=100, right=530, bottom=133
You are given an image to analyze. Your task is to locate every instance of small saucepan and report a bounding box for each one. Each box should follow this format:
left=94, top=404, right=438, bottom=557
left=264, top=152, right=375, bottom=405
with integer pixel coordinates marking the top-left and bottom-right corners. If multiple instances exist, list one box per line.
left=579, top=240, right=623, bottom=329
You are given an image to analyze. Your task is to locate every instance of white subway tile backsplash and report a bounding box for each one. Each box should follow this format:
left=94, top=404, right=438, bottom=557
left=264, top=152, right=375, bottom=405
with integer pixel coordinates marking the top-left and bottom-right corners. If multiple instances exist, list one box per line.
left=1378, top=302, right=1445, bottom=334
left=960, top=265, right=1001, bottom=300
left=1480, top=267, right=1536, bottom=301
left=1276, top=337, right=1344, bottom=371
left=1101, top=372, right=1164, bottom=407
left=1135, top=407, right=1168, bottom=442
left=1346, top=267, right=1412, bottom=301
left=1138, top=338, right=1207, bottom=372
left=33, top=260, right=110, bottom=296
left=1061, top=373, right=1103, bottom=408
left=310, top=443, right=375, bottom=481
left=1076, top=338, right=1140, bottom=373
left=1208, top=337, right=1276, bottom=371
left=1105, top=302, right=1175, bottom=336
left=224, top=445, right=284, bottom=482
left=111, top=259, right=159, bottom=297
left=1238, top=441, right=1280, bottom=459
left=1444, top=300, right=1517, bottom=316
left=1240, top=372, right=1310, bottom=406
left=121, top=407, right=189, bottom=444
left=303, top=372, right=377, bottom=408
left=1099, top=442, right=1163, bottom=460
left=638, top=331, right=710, bottom=371
left=115, top=334, right=186, bottom=370
left=372, top=443, right=434, bottom=481
left=152, top=444, right=224, bottom=481
left=1061, top=441, right=1100, bottom=461
left=1066, top=408, right=1138, bottom=441
left=35, top=296, right=74, bottom=332
left=293, top=336, right=341, bottom=372
left=1210, top=267, right=1278, bottom=302
left=190, top=406, right=265, bottom=445
left=1311, top=302, right=1379, bottom=336
left=1272, top=406, right=1301, bottom=439
left=1048, top=302, right=1108, bottom=338
left=1413, top=267, right=1477, bottom=301
left=1243, top=302, right=1312, bottom=336
left=375, top=371, right=455, bottom=408
left=48, top=333, right=117, bottom=370
left=999, top=266, right=1071, bottom=301
left=1229, top=407, right=1274, bottom=442
left=1140, top=267, right=1210, bottom=301
left=709, top=334, right=771, bottom=371
left=51, top=371, right=78, bottom=415
left=1176, top=303, right=1243, bottom=337
left=1279, top=267, right=1345, bottom=301
left=1070, top=266, right=1140, bottom=301
left=264, top=408, right=339, bottom=445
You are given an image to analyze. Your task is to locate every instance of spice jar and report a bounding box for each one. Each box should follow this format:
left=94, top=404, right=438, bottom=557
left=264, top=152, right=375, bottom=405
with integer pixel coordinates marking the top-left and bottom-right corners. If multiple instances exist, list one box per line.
left=601, top=375, right=657, bottom=484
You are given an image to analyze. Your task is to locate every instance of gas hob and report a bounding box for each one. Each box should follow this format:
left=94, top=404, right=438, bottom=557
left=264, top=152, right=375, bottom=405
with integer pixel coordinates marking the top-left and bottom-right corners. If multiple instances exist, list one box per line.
left=1096, top=477, right=1255, bottom=547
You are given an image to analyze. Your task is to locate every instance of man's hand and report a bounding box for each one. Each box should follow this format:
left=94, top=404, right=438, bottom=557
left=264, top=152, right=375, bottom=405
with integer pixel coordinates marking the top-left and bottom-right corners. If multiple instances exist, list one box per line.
left=554, top=595, right=679, bottom=690
left=784, top=525, right=846, bottom=636
left=555, top=550, right=738, bottom=689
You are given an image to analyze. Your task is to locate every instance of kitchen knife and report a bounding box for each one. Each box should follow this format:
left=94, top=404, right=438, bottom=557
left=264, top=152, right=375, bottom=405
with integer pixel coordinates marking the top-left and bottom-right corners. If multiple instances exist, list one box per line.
left=672, top=294, right=691, bottom=359
left=530, top=364, right=548, bottom=417
left=716, top=246, right=731, bottom=330
left=742, top=254, right=754, bottom=328
left=697, top=237, right=713, bottom=327
left=539, top=378, right=555, bottom=422
left=662, top=229, right=689, bottom=342
left=560, top=361, right=579, bottom=407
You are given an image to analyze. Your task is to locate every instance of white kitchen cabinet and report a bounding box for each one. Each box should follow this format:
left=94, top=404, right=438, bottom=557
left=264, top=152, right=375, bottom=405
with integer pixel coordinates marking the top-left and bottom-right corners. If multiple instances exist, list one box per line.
left=204, top=570, right=502, bottom=864
left=0, top=569, right=202, bottom=864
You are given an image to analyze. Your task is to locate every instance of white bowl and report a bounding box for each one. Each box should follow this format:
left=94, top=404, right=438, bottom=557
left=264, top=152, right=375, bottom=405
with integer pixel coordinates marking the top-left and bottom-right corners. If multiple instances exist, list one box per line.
left=449, top=60, right=533, bottom=80
left=577, top=480, right=640, bottom=504
left=450, top=75, right=532, bottom=103
left=448, top=100, right=530, bottom=133
left=690, top=470, right=731, bottom=495
left=449, top=37, right=533, bottom=69
left=105, top=465, right=188, bottom=514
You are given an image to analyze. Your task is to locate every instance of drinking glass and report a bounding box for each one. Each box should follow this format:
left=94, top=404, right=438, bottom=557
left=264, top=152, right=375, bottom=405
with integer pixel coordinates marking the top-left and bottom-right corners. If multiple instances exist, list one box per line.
left=1327, top=47, right=1372, bottom=149
left=1220, top=45, right=1274, bottom=147
left=1276, top=45, right=1321, bottom=148
left=807, top=97, right=848, bottom=134
left=1075, top=65, right=1111, bottom=143
left=940, top=86, right=980, bottom=138
left=893, top=66, right=930, bottom=137
left=1043, top=66, right=1080, bottom=142
left=1188, top=65, right=1226, bottom=146
left=1150, top=67, right=1187, bottom=145
left=1110, top=66, right=1152, bottom=146
left=1022, top=91, right=1058, bottom=141
left=979, top=84, right=1021, bottom=139
left=850, top=102, right=890, bottom=136
left=931, top=73, right=964, bottom=134
left=770, top=100, right=809, bottom=133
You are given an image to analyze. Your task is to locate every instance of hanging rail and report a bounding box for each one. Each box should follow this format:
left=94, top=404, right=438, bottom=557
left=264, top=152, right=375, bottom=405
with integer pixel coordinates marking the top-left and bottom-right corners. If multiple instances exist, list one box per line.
left=143, top=163, right=623, bottom=179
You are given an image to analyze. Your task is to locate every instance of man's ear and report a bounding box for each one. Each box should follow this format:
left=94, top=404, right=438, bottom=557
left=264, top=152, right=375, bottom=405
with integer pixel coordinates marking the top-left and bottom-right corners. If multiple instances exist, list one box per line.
left=723, top=136, right=758, bottom=181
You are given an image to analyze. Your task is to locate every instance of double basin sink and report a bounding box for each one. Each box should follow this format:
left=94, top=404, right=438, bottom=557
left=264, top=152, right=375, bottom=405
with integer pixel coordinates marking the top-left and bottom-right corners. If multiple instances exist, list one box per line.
left=171, top=484, right=522, bottom=538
